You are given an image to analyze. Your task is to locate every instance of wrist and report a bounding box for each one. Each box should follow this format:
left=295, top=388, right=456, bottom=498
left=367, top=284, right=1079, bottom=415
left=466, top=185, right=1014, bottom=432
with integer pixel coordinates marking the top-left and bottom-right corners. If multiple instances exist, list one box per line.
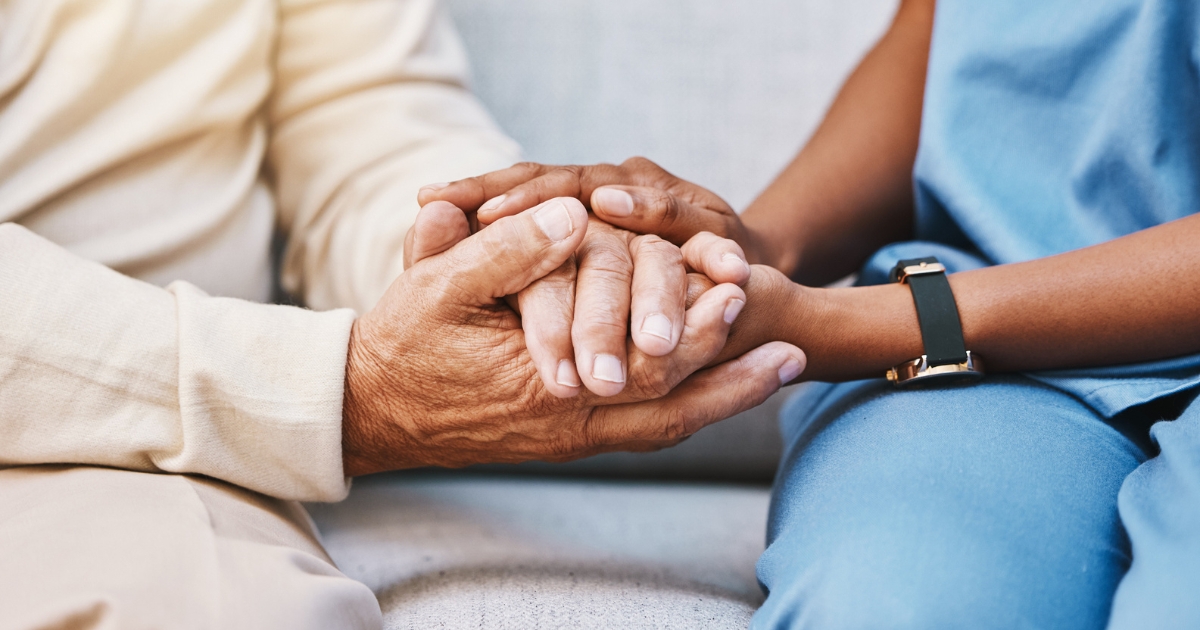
left=741, top=216, right=799, bottom=276
left=790, top=283, right=923, bottom=382
left=342, top=319, right=417, bottom=477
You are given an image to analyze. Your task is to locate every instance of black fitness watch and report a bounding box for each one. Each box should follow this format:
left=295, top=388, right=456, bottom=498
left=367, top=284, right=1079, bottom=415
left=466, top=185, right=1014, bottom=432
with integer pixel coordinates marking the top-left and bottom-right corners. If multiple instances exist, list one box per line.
left=886, top=257, right=984, bottom=386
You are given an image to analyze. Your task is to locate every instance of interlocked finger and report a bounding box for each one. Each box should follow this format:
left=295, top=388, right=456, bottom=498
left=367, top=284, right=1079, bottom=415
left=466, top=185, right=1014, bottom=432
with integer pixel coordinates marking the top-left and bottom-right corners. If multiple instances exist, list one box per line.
left=519, top=258, right=582, bottom=398
left=578, top=280, right=746, bottom=407
left=680, top=231, right=752, bottom=285
left=628, top=235, right=687, bottom=357
left=583, top=341, right=806, bottom=447
left=571, top=222, right=635, bottom=397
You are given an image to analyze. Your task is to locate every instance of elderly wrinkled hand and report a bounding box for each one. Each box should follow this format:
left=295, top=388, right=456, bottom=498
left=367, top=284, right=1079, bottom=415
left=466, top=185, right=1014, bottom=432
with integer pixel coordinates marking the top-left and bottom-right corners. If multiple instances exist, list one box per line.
left=404, top=196, right=755, bottom=399
left=341, top=199, right=805, bottom=476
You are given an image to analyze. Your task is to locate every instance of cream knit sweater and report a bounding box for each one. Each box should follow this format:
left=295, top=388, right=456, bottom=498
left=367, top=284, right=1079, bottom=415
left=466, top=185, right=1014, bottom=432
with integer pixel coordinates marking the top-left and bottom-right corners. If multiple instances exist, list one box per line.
left=0, top=0, right=519, bottom=501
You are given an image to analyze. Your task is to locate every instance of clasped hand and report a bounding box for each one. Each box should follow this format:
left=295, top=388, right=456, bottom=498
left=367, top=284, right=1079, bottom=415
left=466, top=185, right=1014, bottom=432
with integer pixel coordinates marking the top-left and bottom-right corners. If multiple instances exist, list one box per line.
left=341, top=192, right=805, bottom=476
left=421, top=157, right=808, bottom=373
left=405, top=192, right=754, bottom=399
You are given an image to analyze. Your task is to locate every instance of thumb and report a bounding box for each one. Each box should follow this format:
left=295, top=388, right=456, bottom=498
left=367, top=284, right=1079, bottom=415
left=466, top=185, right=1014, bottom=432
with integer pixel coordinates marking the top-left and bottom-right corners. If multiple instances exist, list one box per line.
left=591, top=185, right=730, bottom=246
left=404, top=201, right=471, bottom=270
left=432, top=197, right=588, bottom=303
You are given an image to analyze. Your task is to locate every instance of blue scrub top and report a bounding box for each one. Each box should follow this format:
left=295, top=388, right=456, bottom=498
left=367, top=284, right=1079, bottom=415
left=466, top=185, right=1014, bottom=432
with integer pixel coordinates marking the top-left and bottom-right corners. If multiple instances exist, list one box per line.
left=859, top=0, right=1200, bottom=417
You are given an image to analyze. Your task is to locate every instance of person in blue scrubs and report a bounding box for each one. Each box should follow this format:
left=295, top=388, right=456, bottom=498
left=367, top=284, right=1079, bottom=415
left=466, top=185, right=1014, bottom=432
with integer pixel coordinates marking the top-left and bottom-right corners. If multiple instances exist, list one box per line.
left=424, top=0, right=1200, bottom=626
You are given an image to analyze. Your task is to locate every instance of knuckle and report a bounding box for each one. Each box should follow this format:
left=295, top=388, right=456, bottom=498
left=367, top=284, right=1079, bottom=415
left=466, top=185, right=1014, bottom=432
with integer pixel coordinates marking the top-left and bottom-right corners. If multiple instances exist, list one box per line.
left=512, top=161, right=545, bottom=175
left=526, top=267, right=576, bottom=295
left=630, top=233, right=657, bottom=248
left=629, top=364, right=676, bottom=400
left=573, top=414, right=608, bottom=454
left=660, top=241, right=685, bottom=265
left=573, top=295, right=629, bottom=334
left=637, top=284, right=686, bottom=310
left=574, top=316, right=627, bottom=342
left=660, top=194, right=683, bottom=227
left=631, top=234, right=684, bottom=265
left=635, top=191, right=676, bottom=228
left=478, top=219, right=521, bottom=257
left=537, top=168, right=577, bottom=187
left=581, top=262, right=632, bottom=290
left=682, top=232, right=728, bottom=263
left=579, top=242, right=633, bottom=276
left=659, top=407, right=693, bottom=441
left=524, top=315, right=573, bottom=350
left=621, top=156, right=660, bottom=172
left=633, top=233, right=674, bottom=253
left=545, top=434, right=582, bottom=460
left=425, top=269, right=477, bottom=306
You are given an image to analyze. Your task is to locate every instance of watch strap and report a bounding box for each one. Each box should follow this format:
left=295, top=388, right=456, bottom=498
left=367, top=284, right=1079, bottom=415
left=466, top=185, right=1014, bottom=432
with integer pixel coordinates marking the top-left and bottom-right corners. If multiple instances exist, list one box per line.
left=890, top=257, right=968, bottom=367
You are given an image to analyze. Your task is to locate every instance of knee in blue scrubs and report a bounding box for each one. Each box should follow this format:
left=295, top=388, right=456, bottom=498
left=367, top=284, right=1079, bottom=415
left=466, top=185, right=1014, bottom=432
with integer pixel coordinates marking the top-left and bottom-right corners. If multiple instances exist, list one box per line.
left=753, top=376, right=1148, bottom=630
left=1107, top=398, right=1200, bottom=629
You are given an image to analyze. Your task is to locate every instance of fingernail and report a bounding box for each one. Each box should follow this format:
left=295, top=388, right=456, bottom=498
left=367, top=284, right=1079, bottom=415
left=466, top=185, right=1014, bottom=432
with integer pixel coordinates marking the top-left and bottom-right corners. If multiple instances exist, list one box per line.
left=556, top=359, right=581, bottom=387
left=594, top=188, right=633, bottom=217
left=722, top=252, right=751, bottom=275
left=592, top=354, right=625, bottom=383
left=723, top=299, right=745, bottom=324
left=640, top=313, right=673, bottom=341
left=533, top=199, right=574, bottom=242
left=779, top=358, right=803, bottom=384
left=421, top=182, right=450, bottom=192
left=480, top=194, right=507, bottom=213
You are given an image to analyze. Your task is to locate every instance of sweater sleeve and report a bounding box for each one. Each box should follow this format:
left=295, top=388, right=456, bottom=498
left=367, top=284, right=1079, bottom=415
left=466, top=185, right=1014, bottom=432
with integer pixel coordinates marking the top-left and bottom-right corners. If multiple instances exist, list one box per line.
left=268, top=0, right=521, bottom=314
left=0, top=223, right=356, bottom=502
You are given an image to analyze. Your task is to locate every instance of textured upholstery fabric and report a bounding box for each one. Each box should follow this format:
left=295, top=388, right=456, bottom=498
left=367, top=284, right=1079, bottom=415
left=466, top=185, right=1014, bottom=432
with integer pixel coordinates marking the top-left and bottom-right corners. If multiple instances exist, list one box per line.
left=310, top=474, right=771, bottom=629
left=313, top=1, right=897, bottom=627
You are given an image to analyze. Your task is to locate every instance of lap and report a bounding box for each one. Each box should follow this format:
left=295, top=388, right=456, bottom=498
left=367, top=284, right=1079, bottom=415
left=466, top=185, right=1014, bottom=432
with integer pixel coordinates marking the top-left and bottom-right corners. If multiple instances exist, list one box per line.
left=1109, top=396, right=1200, bottom=629
left=0, top=465, right=380, bottom=630
left=755, top=376, right=1148, bottom=630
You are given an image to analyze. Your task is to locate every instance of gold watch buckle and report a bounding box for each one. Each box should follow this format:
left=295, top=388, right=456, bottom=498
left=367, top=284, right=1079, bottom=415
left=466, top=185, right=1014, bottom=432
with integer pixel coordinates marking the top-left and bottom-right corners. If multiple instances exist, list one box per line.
left=893, top=261, right=947, bottom=284
left=886, top=351, right=984, bottom=386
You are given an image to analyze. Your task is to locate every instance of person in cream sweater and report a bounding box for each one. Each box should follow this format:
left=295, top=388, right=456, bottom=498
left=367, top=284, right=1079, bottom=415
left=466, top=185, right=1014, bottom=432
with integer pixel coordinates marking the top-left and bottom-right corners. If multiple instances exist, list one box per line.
left=0, top=1, right=806, bottom=627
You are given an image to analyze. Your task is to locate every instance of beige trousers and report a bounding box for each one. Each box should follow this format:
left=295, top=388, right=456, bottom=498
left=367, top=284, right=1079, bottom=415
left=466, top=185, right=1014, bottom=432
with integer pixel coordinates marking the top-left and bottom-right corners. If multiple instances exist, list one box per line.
left=0, top=466, right=382, bottom=630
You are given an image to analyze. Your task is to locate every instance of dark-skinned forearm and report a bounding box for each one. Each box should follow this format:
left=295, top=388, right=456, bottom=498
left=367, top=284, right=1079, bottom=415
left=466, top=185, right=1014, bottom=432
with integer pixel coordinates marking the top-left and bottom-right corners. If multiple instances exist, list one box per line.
left=744, top=214, right=1200, bottom=382
left=740, top=0, right=935, bottom=286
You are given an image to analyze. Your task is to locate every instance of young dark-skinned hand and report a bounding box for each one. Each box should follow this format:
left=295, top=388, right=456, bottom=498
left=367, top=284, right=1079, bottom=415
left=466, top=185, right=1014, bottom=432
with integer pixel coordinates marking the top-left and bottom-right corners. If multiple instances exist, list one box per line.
left=418, top=157, right=772, bottom=268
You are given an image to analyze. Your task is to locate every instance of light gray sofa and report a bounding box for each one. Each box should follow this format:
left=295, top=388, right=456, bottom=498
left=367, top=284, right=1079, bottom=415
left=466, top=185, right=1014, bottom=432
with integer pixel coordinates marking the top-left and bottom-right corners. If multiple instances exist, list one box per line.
left=306, top=1, right=896, bottom=627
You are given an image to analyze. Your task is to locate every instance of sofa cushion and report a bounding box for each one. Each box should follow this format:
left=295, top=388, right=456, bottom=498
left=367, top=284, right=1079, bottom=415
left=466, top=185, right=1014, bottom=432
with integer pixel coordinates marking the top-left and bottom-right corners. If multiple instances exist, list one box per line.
left=308, top=473, right=771, bottom=629
left=446, top=0, right=896, bottom=209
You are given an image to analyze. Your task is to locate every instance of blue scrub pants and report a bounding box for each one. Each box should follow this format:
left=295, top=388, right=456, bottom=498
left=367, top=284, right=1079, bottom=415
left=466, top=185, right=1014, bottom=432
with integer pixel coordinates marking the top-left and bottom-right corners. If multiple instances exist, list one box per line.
left=753, top=375, right=1200, bottom=629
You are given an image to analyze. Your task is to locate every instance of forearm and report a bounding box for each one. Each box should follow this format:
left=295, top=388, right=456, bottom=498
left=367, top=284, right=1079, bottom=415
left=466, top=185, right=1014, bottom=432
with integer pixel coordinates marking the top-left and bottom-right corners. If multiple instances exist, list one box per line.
left=741, top=0, right=935, bottom=285
left=0, top=224, right=355, bottom=502
left=274, top=118, right=518, bottom=313
left=755, top=214, right=1200, bottom=381
left=269, top=0, right=520, bottom=313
